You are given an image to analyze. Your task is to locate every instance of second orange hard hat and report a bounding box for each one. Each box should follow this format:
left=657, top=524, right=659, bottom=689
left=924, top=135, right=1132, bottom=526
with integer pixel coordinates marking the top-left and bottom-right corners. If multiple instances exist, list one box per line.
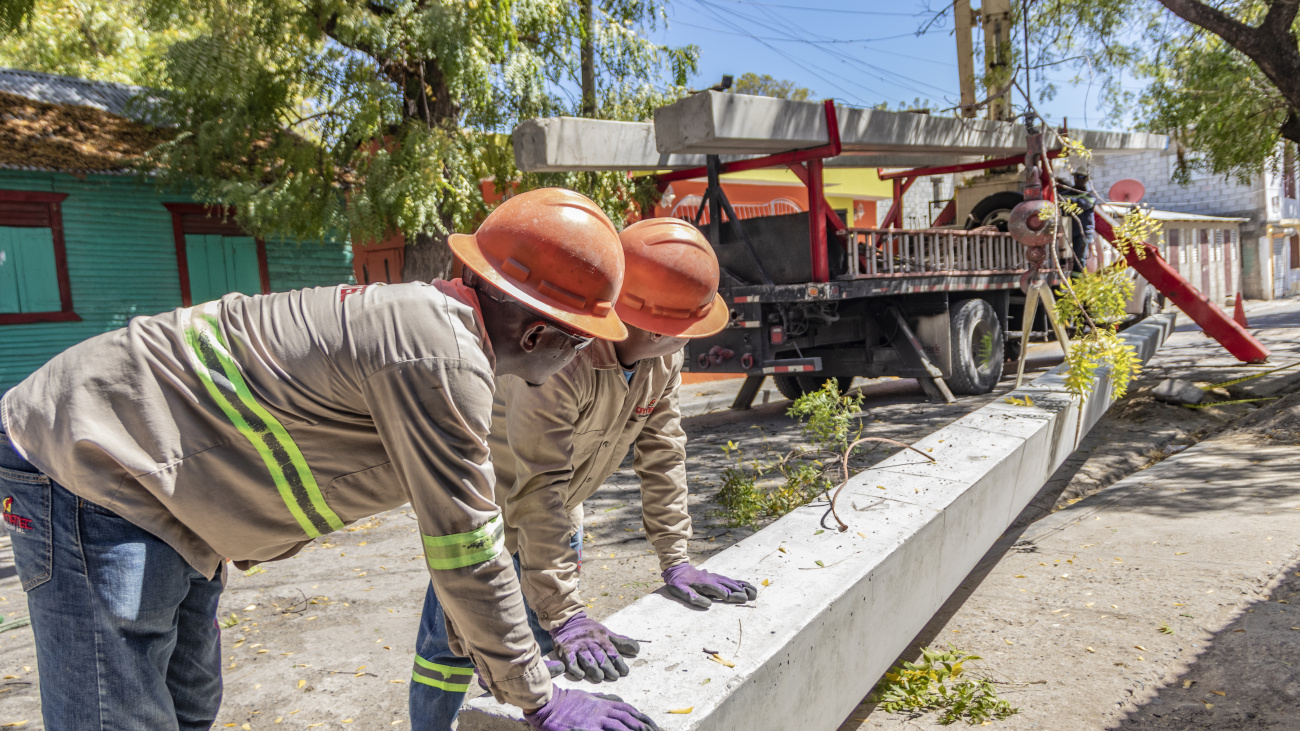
left=615, top=218, right=728, bottom=338
left=449, top=188, right=628, bottom=341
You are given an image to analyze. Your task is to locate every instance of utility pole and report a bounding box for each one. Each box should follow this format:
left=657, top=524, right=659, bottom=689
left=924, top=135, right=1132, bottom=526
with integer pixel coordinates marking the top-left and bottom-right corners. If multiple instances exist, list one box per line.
left=580, top=0, right=596, bottom=117
left=954, top=0, right=977, bottom=118
left=981, top=0, right=1014, bottom=122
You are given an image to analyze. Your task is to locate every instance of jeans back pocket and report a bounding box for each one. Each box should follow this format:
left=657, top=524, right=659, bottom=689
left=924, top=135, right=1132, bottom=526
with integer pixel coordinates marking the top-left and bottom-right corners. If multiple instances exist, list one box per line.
left=1, top=463, right=54, bottom=592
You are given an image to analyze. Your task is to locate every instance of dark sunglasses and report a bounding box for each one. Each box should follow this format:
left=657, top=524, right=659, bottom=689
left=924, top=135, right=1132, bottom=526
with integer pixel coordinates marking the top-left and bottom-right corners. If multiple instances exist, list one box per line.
left=476, top=283, right=595, bottom=351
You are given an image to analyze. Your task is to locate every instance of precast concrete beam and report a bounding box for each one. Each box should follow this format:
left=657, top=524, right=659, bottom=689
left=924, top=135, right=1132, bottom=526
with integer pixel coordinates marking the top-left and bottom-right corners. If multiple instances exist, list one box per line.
left=513, top=117, right=716, bottom=172
left=460, top=313, right=1176, bottom=731
left=652, top=91, right=1167, bottom=157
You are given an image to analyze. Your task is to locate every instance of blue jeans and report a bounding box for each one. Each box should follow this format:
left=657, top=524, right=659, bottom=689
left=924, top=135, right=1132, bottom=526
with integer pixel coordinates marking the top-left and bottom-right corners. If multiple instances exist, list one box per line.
left=1, top=430, right=225, bottom=730
left=409, top=527, right=581, bottom=729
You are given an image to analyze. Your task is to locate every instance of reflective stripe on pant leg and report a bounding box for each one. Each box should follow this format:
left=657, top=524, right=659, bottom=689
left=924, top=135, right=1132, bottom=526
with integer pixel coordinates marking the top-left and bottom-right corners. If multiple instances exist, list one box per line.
left=412, top=655, right=475, bottom=692
left=410, top=582, right=474, bottom=730
left=180, top=302, right=344, bottom=537
left=423, top=515, right=505, bottom=571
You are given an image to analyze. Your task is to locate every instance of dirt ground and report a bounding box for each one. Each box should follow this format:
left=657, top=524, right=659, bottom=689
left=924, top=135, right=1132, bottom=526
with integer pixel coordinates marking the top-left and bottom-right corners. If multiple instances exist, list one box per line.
left=2, top=300, right=1299, bottom=729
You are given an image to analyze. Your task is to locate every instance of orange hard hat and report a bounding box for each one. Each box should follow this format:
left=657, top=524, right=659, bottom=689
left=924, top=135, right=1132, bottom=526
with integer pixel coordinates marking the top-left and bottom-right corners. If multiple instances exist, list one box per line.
left=449, top=188, right=628, bottom=341
left=615, top=218, right=728, bottom=338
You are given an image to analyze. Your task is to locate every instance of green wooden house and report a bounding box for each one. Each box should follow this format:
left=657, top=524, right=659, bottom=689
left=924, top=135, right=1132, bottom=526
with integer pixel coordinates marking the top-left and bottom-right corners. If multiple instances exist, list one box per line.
left=0, top=68, right=355, bottom=392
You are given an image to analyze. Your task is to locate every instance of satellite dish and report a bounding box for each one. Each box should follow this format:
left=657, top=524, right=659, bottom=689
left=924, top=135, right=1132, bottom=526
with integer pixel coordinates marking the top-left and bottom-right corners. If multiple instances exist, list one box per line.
left=1109, top=178, right=1146, bottom=203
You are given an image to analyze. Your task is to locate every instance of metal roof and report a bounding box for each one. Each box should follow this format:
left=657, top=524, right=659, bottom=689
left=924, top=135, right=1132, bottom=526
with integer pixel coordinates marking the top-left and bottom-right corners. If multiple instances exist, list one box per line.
left=1099, top=203, right=1248, bottom=223
left=0, top=67, right=153, bottom=119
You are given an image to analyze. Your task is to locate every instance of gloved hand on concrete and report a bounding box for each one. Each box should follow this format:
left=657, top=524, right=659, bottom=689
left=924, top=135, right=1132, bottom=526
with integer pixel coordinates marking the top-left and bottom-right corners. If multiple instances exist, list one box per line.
left=550, top=612, right=640, bottom=682
left=524, top=688, right=661, bottom=731
left=661, top=563, right=757, bottom=608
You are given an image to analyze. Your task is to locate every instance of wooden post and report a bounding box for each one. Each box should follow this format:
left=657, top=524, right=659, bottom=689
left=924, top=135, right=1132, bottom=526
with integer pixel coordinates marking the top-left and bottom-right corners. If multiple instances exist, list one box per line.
left=580, top=0, right=596, bottom=117
left=954, top=0, right=977, bottom=118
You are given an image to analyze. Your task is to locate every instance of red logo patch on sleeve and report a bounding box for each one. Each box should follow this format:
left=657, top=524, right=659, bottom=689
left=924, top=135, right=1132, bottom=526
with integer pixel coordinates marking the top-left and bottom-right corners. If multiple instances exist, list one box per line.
left=338, top=284, right=370, bottom=302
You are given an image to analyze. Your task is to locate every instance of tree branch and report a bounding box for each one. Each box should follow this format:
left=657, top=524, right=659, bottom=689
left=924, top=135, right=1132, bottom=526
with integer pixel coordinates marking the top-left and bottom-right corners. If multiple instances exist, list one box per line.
left=1155, top=0, right=1254, bottom=47
left=1263, top=0, right=1300, bottom=39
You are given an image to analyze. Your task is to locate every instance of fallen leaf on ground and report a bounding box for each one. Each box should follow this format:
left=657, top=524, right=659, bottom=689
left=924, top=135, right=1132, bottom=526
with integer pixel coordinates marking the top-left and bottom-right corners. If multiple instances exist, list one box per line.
left=761, top=579, right=770, bottom=587
left=1212, top=691, right=1225, bottom=696
left=709, top=653, right=736, bottom=668
left=1183, top=680, right=1194, bottom=688
left=1004, top=639, right=1014, bottom=645
left=297, top=679, right=306, bottom=688
left=668, top=708, right=694, bottom=714
left=1, top=723, right=28, bottom=728
left=1134, top=646, right=1147, bottom=651
left=1086, top=647, right=1095, bottom=653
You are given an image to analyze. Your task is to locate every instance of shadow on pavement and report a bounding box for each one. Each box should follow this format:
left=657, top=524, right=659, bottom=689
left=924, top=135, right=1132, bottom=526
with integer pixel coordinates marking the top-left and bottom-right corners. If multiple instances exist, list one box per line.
left=1112, top=559, right=1300, bottom=730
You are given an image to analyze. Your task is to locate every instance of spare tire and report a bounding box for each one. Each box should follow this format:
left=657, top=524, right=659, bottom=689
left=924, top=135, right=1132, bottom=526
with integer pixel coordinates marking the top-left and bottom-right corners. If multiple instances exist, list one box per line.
left=966, top=191, right=1025, bottom=231
left=948, top=298, right=1004, bottom=395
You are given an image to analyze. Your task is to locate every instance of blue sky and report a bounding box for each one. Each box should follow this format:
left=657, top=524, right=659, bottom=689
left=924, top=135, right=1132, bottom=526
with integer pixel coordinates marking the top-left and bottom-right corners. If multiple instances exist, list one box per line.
left=648, top=0, right=1135, bottom=132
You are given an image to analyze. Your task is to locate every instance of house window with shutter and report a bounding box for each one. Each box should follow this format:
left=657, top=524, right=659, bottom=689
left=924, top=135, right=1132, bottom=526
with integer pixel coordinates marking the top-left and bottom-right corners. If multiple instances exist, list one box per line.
left=0, top=191, right=78, bottom=325
left=163, top=203, right=270, bottom=307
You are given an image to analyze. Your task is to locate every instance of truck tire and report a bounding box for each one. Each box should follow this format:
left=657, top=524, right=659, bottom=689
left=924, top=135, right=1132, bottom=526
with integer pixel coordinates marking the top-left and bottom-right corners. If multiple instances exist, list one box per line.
left=966, top=191, right=1024, bottom=231
left=1137, top=284, right=1160, bottom=321
left=772, top=375, right=854, bottom=401
left=948, top=298, right=1004, bottom=395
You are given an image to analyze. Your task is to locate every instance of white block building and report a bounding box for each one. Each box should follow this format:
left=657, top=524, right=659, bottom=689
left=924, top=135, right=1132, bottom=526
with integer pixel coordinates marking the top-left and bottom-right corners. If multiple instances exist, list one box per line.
left=1090, top=148, right=1300, bottom=299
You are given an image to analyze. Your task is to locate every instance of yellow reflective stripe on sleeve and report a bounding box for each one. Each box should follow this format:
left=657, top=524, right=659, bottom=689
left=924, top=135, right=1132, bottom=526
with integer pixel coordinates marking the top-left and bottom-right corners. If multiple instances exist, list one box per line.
left=412, top=655, right=475, bottom=692
left=423, top=516, right=505, bottom=570
left=181, top=302, right=345, bottom=538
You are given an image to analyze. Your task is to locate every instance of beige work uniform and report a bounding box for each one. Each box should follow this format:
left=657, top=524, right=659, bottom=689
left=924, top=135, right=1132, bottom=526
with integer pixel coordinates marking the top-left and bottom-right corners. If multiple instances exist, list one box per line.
left=0, top=281, right=551, bottom=709
left=489, top=339, right=690, bottom=630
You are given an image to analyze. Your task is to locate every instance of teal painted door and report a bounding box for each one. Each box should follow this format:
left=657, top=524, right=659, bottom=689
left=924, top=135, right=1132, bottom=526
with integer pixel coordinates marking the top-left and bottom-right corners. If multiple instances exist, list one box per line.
left=0, top=226, right=62, bottom=313
left=185, top=234, right=261, bottom=304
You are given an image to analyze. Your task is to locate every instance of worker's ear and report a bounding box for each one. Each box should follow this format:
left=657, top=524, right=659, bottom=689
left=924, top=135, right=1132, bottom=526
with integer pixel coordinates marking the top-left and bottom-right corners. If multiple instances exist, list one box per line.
left=519, top=321, right=549, bottom=354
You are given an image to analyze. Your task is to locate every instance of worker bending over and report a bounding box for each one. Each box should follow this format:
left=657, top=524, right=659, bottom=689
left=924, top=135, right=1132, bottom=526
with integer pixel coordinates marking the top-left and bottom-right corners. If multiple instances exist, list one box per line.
left=0, top=189, right=660, bottom=731
left=411, top=218, right=757, bottom=727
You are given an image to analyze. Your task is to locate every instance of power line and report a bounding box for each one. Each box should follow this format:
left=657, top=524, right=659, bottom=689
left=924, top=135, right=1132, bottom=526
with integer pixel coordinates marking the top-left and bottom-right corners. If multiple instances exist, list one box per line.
left=707, top=0, right=925, bottom=17
left=671, top=20, right=920, bottom=46
left=713, top=0, right=956, bottom=99
left=685, top=0, right=884, bottom=104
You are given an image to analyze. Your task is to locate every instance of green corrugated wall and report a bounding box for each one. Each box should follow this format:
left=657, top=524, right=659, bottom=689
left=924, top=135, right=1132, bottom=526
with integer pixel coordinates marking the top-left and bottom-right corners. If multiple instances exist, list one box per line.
left=0, top=171, right=354, bottom=393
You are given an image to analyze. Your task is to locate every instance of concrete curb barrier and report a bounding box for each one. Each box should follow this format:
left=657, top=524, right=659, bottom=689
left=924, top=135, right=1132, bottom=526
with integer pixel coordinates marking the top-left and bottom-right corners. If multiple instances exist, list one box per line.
left=461, top=314, right=1177, bottom=731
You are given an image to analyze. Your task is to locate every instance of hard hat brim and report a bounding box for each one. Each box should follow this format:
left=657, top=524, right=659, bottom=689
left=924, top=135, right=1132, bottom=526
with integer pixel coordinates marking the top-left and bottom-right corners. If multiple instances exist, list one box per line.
left=449, top=233, right=630, bottom=342
left=616, top=291, right=730, bottom=339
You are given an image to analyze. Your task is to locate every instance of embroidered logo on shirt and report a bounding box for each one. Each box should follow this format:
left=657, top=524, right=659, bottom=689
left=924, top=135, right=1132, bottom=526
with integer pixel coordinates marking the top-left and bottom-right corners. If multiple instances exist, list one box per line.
left=338, top=284, right=371, bottom=302
left=2, top=497, right=34, bottom=533
left=634, top=398, right=658, bottom=417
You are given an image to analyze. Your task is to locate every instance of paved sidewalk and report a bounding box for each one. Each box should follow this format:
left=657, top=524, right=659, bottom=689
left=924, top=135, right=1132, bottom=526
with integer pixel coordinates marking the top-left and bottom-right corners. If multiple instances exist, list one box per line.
left=842, top=396, right=1300, bottom=730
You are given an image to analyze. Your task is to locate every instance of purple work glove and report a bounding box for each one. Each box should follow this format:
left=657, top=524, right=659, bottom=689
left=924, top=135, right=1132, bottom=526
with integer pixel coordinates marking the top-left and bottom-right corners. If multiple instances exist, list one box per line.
left=524, top=687, right=660, bottom=731
left=550, top=612, right=641, bottom=682
left=661, top=563, right=758, bottom=609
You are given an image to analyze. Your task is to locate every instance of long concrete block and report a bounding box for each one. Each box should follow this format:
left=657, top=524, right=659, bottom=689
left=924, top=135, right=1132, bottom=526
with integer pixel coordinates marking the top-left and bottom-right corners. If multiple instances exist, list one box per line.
left=461, top=314, right=1176, bottom=731
left=513, top=117, right=714, bottom=172
left=652, top=91, right=1167, bottom=157
left=511, top=115, right=984, bottom=172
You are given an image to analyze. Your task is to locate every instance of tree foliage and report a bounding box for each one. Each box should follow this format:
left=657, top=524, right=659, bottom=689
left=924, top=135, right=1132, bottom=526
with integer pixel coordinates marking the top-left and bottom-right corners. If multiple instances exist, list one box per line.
left=3, top=0, right=697, bottom=279
left=730, top=71, right=812, bottom=100
left=0, top=0, right=202, bottom=87
left=1026, top=0, right=1300, bottom=182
